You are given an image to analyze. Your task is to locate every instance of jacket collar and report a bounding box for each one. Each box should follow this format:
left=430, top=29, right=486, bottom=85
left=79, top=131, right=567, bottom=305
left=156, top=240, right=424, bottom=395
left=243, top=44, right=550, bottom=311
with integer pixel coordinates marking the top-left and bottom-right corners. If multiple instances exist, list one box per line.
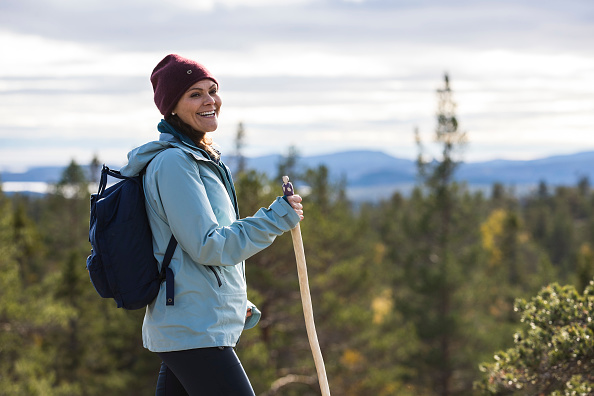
left=158, top=119, right=220, bottom=163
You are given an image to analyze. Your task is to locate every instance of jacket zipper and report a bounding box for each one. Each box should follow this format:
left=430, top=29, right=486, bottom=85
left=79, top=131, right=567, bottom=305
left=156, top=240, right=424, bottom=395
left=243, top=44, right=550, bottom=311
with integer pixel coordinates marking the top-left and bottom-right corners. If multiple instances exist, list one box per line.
left=208, top=266, right=223, bottom=287
left=186, top=150, right=242, bottom=287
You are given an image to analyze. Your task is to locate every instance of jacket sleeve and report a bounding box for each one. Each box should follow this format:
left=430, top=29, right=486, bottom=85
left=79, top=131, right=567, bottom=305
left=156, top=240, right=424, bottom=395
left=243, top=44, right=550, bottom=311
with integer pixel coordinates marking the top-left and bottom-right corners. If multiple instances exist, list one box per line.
left=150, top=149, right=300, bottom=267
left=244, top=299, right=262, bottom=330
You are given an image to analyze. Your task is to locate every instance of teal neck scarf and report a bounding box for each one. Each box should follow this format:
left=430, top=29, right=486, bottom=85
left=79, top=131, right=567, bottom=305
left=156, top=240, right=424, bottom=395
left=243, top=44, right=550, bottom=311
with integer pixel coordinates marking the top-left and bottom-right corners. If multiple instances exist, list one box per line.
left=158, top=119, right=197, bottom=148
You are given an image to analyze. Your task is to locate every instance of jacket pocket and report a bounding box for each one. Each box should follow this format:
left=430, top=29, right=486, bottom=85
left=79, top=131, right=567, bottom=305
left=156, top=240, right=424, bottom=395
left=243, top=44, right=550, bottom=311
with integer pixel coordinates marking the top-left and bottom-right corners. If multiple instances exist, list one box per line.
left=208, top=266, right=223, bottom=287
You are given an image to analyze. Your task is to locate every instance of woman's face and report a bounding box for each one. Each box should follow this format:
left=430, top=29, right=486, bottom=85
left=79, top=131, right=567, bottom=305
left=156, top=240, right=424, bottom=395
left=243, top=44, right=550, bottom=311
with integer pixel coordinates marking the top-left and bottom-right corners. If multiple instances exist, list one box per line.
left=172, top=79, right=222, bottom=133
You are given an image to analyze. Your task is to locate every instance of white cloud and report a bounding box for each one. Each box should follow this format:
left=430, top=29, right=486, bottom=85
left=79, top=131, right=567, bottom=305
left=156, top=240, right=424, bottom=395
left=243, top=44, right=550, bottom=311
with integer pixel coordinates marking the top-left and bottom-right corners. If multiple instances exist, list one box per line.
left=176, top=0, right=316, bottom=10
left=0, top=31, right=163, bottom=78
left=0, top=0, right=593, bottom=172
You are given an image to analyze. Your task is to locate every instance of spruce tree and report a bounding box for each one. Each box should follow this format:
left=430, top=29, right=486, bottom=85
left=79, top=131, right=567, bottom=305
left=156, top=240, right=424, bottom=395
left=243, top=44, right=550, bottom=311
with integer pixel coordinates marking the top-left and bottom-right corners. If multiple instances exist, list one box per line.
left=404, top=74, right=472, bottom=395
left=234, top=122, right=247, bottom=175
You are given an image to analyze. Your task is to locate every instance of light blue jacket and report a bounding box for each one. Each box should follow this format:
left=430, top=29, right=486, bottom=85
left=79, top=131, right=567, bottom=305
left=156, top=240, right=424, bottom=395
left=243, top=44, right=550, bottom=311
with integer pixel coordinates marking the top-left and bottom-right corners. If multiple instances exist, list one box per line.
left=120, top=127, right=300, bottom=352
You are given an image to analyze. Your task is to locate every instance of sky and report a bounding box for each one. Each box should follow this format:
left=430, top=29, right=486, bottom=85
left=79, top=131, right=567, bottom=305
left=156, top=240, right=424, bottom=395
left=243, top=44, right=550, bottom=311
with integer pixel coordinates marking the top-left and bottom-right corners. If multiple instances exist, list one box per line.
left=0, top=0, right=593, bottom=172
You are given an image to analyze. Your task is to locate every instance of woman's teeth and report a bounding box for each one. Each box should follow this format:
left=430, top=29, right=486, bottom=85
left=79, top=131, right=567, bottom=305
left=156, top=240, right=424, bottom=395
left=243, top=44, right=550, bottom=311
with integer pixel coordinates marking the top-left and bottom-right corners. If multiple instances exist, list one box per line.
left=198, top=111, right=215, bottom=116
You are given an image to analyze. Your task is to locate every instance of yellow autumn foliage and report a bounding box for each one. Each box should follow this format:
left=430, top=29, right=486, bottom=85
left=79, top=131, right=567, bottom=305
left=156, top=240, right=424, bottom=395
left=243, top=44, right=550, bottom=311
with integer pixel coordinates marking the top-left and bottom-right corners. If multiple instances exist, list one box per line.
left=371, top=289, right=393, bottom=325
left=480, top=209, right=507, bottom=266
left=341, top=348, right=364, bottom=368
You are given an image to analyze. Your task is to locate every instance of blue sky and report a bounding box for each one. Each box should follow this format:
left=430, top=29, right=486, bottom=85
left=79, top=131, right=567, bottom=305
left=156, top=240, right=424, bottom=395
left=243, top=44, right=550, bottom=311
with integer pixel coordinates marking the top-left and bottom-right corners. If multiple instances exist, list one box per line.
left=0, top=0, right=593, bottom=171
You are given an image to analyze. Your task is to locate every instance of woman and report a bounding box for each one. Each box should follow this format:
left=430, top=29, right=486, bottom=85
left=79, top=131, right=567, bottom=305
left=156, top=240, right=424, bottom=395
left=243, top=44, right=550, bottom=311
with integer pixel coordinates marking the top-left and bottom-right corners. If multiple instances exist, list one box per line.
left=120, top=54, right=304, bottom=395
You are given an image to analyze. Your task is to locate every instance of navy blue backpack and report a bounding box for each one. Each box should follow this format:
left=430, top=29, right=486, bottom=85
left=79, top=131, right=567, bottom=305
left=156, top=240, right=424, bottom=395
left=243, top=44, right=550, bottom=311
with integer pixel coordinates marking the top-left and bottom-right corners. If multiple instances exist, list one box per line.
left=86, top=165, right=177, bottom=310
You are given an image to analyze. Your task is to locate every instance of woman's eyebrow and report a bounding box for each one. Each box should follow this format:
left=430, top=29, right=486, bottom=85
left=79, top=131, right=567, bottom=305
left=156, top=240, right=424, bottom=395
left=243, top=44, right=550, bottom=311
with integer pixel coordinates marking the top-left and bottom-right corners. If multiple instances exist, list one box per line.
left=188, top=83, right=217, bottom=92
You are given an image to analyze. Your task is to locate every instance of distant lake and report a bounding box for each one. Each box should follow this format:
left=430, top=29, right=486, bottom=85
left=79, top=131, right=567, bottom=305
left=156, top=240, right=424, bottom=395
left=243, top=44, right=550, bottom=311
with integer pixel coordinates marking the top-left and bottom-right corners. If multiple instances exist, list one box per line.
left=2, top=182, right=50, bottom=194
left=1, top=182, right=99, bottom=197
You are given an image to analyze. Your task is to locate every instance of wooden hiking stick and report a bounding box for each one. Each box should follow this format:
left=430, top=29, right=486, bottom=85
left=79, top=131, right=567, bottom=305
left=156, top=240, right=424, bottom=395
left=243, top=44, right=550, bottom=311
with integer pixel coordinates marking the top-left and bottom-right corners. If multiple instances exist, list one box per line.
left=282, top=176, right=331, bottom=396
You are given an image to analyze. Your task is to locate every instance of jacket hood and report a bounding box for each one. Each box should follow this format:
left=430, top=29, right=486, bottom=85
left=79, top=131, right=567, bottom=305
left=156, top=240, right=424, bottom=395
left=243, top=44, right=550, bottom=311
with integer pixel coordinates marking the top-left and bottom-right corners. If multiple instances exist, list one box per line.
left=120, top=133, right=209, bottom=177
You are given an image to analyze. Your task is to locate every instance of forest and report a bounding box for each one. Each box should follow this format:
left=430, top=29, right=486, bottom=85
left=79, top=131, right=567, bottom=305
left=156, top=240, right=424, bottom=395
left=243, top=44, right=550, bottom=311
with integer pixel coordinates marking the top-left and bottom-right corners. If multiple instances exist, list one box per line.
left=1, top=76, right=593, bottom=396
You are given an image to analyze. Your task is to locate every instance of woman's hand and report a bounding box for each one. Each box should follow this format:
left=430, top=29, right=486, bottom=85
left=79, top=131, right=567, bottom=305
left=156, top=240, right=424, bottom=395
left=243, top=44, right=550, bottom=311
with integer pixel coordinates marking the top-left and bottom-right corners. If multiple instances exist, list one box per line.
left=287, top=194, right=304, bottom=221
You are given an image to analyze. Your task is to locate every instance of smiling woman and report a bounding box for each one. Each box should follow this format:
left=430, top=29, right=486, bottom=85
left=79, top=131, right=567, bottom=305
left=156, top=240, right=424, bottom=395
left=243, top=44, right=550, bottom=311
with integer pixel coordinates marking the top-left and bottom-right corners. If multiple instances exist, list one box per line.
left=167, top=79, right=222, bottom=160
left=172, top=80, right=221, bottom=133
left=115, top=53, right=304, bottom=396
left=150, top=54, right=222, bottom=160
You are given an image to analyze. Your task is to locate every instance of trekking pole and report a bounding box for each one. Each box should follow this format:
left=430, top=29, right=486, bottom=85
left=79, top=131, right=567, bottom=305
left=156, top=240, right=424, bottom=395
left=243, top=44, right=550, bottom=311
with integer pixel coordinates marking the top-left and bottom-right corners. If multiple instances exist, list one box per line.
left=282, top=176, right=331, bottom=396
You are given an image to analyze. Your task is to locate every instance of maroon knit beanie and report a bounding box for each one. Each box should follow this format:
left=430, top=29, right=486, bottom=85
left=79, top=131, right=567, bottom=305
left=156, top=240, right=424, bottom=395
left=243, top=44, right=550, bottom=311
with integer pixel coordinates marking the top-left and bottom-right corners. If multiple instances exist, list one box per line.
left=150, top=54, right=218, bottom=117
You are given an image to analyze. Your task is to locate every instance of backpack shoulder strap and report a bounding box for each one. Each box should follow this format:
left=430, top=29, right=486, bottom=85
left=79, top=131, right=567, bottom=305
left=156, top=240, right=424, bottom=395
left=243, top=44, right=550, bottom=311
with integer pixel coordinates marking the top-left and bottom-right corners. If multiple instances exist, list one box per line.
left=162, top=234, right=178, bottom=306
left=142, top=146, right=180, bottom=306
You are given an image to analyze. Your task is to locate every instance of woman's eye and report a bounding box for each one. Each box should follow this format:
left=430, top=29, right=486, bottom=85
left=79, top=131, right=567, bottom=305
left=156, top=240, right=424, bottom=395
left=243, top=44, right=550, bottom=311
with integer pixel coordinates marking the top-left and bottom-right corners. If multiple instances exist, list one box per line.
left=190, top=93, right=201, bottom=98
left=209, top=90, right=217, bottom=95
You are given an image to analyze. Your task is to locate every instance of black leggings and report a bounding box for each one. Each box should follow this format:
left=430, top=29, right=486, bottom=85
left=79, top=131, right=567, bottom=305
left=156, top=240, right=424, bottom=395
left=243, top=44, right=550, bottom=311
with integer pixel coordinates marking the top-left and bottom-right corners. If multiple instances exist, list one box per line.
left=155, top=347, right=255, bottom=396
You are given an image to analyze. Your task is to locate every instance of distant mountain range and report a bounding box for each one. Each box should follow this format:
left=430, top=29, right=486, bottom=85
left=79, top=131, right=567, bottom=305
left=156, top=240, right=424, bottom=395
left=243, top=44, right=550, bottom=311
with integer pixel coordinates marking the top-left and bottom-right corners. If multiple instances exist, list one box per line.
left=2, top=150, right=593, bottom=201
left=235, top=150, right=594, bottom=201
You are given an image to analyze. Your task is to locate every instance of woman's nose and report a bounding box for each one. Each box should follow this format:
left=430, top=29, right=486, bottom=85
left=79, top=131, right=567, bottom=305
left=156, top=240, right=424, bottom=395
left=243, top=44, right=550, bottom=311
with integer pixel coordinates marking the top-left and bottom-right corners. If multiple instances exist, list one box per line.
left=204, top=94, right=216, bottom=105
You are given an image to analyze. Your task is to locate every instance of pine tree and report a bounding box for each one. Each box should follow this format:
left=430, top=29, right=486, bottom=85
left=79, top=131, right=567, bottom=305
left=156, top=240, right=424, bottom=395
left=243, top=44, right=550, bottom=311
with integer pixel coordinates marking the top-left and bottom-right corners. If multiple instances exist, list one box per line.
left=277, top=145, right=300, bottom=183
left=476, top=282, right=594, bottom=394
left=403, top=74, right=473, bottom=395
left=55, top=159, right=89, bottom=199
left=89, top=154, right=101, bottom=184
left=234, top=122, right=247, bottom=175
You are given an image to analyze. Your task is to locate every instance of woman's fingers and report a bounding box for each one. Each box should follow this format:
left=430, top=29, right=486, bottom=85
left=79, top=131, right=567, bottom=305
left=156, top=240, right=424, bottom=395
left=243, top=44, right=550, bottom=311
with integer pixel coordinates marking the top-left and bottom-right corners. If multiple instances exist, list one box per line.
left=287, top=194, right=304, bottom=220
